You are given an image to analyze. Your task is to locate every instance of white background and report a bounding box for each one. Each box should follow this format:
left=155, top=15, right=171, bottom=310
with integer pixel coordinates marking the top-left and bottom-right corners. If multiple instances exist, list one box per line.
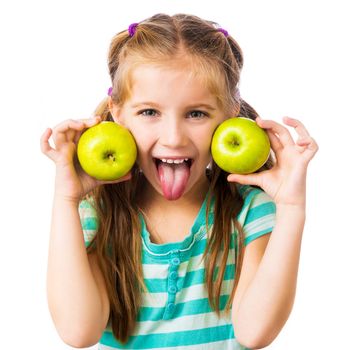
left=0, top=0, right=349, bottom=349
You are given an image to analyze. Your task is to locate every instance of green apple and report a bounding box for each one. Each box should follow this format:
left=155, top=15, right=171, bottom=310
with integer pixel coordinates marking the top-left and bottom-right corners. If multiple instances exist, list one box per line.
left=77, top=121, right=137, bottom=181
left=211, top=117, right=270, bottom=174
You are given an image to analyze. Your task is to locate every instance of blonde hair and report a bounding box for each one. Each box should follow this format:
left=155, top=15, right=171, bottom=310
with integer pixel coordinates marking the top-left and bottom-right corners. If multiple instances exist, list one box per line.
left=87, top=13, right=274, bottom=343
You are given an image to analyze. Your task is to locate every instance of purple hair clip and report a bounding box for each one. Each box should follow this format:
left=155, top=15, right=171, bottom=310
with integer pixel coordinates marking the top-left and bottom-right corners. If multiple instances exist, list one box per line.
left=107, top=87, right=113, bottom=96
left=128, top=22, right=139, bottom=37
left=218, top=28, right=229, bottom=37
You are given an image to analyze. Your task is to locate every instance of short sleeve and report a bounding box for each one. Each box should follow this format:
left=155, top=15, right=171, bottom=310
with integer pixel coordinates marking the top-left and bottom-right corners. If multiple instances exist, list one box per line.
left=236, top=185, right=276, bottom=246
left=78, top=198, right=99, bottom=248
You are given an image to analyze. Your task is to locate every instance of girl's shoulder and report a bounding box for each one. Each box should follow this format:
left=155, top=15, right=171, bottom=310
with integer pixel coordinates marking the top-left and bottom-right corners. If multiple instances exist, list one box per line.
left=235, top=184, right=276, bottom=245
left=235, top=184, right=276, bottom=220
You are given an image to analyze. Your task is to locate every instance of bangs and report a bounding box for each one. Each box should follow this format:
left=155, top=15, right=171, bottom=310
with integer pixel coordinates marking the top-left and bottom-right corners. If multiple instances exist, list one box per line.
left=111, top=52, right=234, bottom=115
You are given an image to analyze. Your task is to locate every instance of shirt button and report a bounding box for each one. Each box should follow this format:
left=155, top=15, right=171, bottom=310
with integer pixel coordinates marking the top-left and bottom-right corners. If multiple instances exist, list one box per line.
left=167, top=303, right=175, bottom=312
left=168, top=285, right=177, bottom=294
left=171, top=257, right=180, bottom=266
left=169, top=271, right=177, bottom=280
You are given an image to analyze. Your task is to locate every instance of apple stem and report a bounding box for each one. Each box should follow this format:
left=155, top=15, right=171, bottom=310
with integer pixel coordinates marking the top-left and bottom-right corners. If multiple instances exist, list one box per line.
left=108, top=154, right=115, bottom=162
left=233, top=140, right=240, bottom=146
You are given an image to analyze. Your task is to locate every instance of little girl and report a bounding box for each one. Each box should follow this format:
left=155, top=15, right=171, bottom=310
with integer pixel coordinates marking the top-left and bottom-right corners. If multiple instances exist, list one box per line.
left=41, top=13, right=318, bottom=350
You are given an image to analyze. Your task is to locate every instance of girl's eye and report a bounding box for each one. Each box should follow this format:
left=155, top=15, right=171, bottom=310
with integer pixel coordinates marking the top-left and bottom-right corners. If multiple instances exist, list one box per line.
left=188, top=110, right=208, bottom=119
left=139, top=109, right=158, bottom=117
left=138, top=109, right=208, bottom=119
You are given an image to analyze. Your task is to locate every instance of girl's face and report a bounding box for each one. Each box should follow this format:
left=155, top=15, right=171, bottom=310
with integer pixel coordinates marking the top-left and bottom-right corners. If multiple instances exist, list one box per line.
left=110, top=64, right=228, bottom=202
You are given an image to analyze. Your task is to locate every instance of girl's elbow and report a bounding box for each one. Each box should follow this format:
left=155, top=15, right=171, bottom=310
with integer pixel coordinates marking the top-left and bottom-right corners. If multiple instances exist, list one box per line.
left=234, top=325, right=275, bottom=349
left=57, top=325, right=102, bottom=348
left=61, top=334, right=100, bottom=348
left=236, top=336, right=273, bottom=349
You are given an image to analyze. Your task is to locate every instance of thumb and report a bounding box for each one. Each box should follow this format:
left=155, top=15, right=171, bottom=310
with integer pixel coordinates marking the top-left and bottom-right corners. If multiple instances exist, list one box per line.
left=97, top=172, right=132, bottom=186
left=227, top=172, right=262, bottom=187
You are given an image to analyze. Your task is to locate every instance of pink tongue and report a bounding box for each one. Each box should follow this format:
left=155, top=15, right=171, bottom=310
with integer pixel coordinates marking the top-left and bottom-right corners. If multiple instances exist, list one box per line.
left=158, top=162, right=190, bottom=200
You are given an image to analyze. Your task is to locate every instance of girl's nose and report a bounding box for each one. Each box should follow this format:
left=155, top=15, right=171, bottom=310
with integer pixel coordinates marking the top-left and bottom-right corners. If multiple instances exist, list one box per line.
left=159, top=117, right=188, bottom=148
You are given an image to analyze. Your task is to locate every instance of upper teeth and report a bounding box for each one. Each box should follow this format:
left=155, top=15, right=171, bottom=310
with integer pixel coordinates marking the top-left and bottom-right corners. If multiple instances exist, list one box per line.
left=161, top=158, right=189, bottom=164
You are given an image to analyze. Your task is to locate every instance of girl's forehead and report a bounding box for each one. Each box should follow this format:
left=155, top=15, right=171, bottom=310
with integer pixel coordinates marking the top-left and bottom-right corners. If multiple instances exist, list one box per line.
left=131, top=64, right=200, bottom=83
left=129, top=64, right=219, bottom=101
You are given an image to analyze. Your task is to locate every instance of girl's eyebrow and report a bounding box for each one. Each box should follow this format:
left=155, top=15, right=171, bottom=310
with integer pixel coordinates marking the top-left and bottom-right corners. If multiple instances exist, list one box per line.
left=131, top=102, right=216, bottom=110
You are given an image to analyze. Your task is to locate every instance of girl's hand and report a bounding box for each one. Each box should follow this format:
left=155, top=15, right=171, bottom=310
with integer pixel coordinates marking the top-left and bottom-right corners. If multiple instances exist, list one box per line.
left=227, top=116, right=318, bottom=207
left=40, top=116, right=132, bottom=202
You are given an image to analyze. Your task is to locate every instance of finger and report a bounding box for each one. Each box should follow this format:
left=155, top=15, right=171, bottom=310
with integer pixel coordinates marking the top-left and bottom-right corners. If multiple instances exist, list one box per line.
left=81, top=115, right=102, bottom=127
left=73, top=116, right=101, bottom=144
left=40, top=128, right=57, bottom=161
left=282, top=116, right=310, bottom=139
left=296, top=135, right=314, bottom=147
left=52, top=117, right=101, bottom=147
left=256, top=117, right=294, bottom=147
left=97, top=172, right=132, bottom=186
left=300, top=137, right=319, bottom=161
left=227, top=171, right=263, bottom=187
left=266, top=130, right=283, bottom=153
left=52, top=119, right=85, bottom=147
left=52, top=119, right=85, bottom=134
left=78, top=115, right=102, bottom=127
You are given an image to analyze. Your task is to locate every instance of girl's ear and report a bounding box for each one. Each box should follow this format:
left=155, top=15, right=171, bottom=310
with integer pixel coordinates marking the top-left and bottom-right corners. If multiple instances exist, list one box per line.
left=108, top=98, right=124, bottom=125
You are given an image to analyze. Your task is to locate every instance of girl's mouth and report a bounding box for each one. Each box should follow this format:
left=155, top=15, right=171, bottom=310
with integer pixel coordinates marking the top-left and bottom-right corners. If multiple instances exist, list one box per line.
left=152, top=157, right=193, bottom=200
left=153, top=157, right=193, bottom=168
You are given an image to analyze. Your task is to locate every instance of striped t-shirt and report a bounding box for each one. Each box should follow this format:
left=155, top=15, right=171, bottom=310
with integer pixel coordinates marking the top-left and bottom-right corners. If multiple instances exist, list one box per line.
left=79, top=185, right=276, bottom=350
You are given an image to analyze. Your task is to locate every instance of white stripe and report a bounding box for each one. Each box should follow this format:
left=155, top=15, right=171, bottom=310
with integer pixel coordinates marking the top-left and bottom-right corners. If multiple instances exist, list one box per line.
left=250, top=191, right=273, bottom=208
left=141, top=279, right=234, bottom=307
left=134, top=310, right=232, bottom=336
left=83, top=230, right=97, bottom=244
left=79, top=202, right=97, bottom=217
left=243, top=214, right=275, bottom=237
left=143, top=263, right=169, bottom=279
left=141, top=291, right=168, bottom=306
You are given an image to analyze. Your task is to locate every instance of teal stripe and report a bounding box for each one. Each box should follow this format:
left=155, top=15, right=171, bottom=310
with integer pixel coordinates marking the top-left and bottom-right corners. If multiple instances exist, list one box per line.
left=237, top=184, right=256, bottom=197
left=244, top=228, right=272, bottom=246
left=138, top=295, right=230, bottom=322
left=79, top=199, right=93, bottom=209
left=141, top=253, right=172, bottom=265
left=81, top=217, right=98, bottom=230
left=100, top=324, right=234, bottom=349
left=143, top=278, right=167, bottom=293
left=245, top=202, right=276, bottom=225
left=182, top=264, right=235, bottom=288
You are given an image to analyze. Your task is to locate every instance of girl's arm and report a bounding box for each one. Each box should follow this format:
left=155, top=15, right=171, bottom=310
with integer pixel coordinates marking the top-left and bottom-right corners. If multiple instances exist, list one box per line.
left=47, top=195, right=110, bottom=347
left=231, top=205, right=305, bottom=348
left=41, top=119, right=130, bottom=347
left=228, top=117, right=318, bottom=348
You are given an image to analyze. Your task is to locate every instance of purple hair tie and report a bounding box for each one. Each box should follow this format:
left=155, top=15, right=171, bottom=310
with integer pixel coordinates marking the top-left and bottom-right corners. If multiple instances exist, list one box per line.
left=218, top=28, right=229, bottom=37
left=107, top=87, right=113, bottom=96
left=128, top=23, right=139, bottom=37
